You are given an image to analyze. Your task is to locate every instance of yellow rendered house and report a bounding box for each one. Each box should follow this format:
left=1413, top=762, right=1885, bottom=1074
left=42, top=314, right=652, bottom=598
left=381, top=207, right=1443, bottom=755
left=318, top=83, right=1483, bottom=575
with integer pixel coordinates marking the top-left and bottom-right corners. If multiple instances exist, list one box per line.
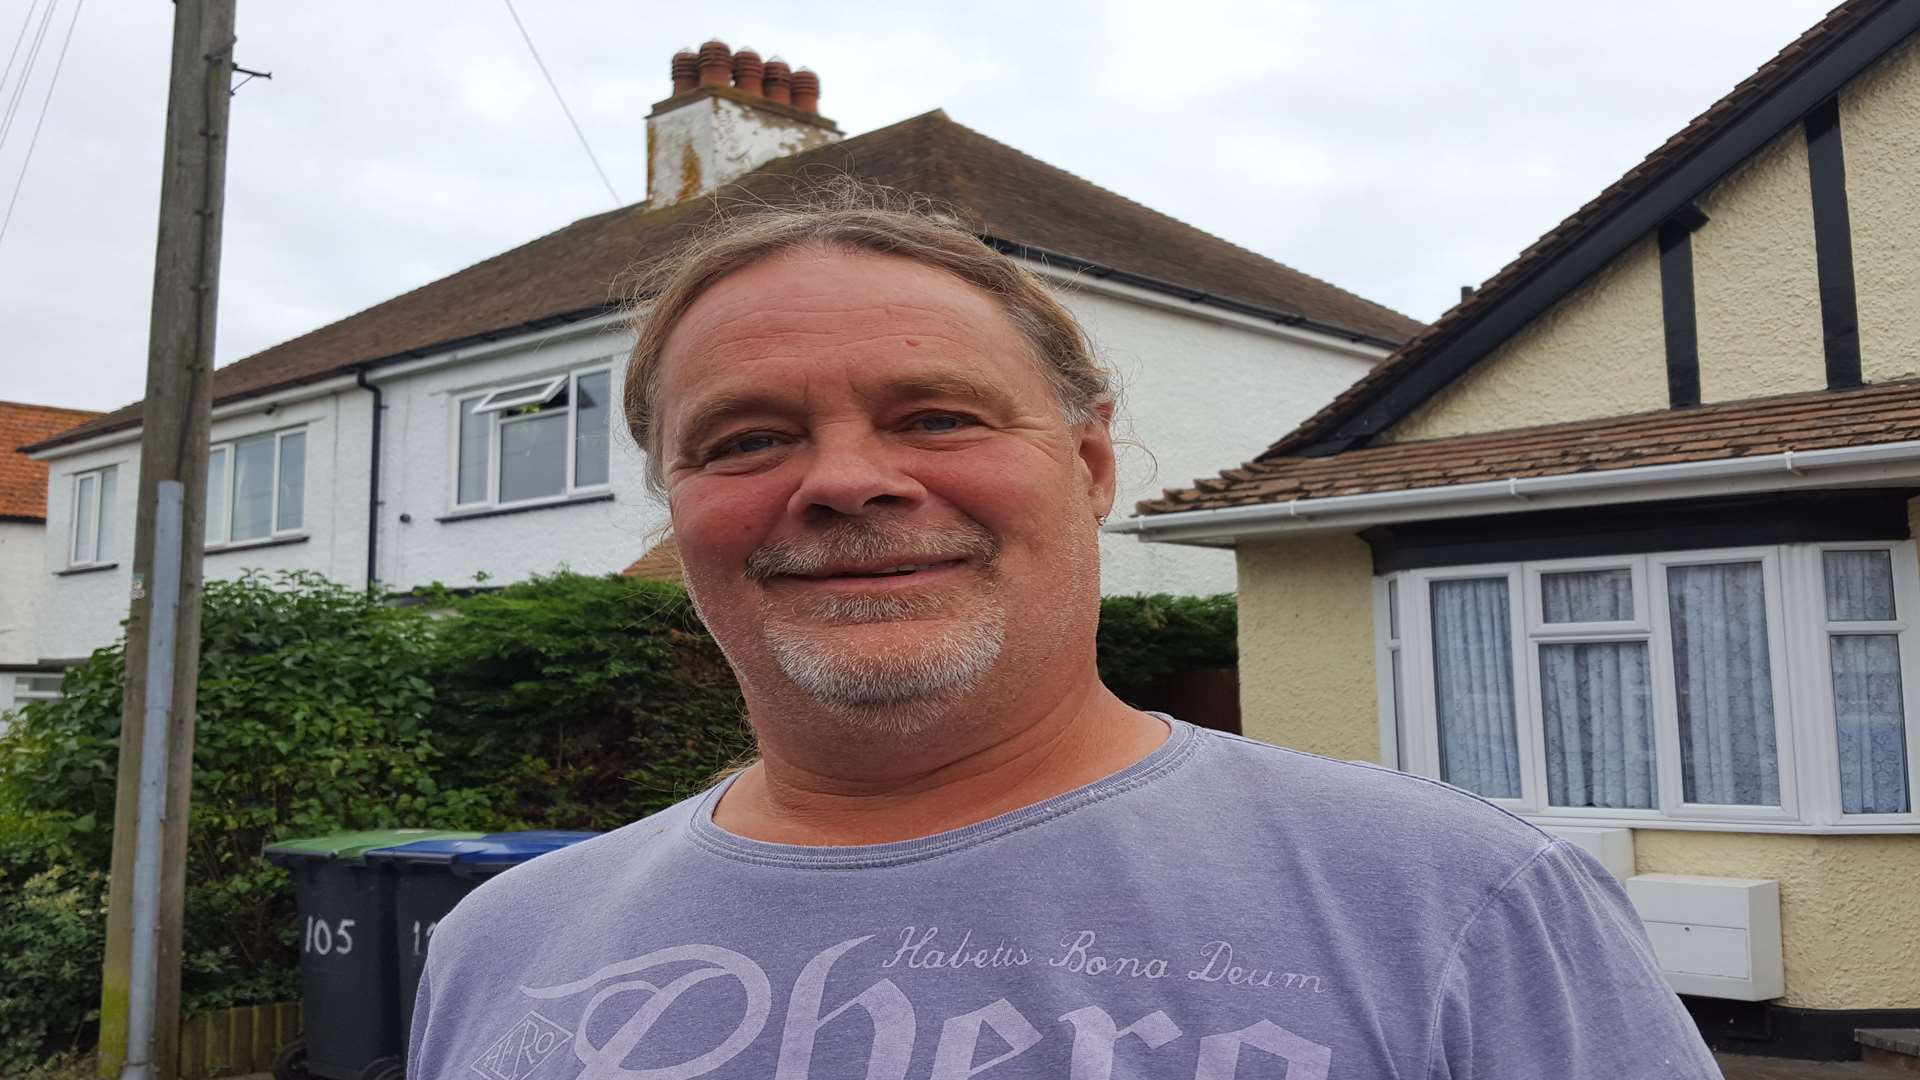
left=1119, top=0, right=1920, bottom=1061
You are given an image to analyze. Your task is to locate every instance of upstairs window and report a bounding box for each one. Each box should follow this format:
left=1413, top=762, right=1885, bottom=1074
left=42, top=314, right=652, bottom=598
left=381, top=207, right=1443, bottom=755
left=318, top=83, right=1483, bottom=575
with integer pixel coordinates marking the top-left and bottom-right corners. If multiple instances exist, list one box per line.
left=1380, top=542, right=1920, bottom=830
left=454, top=367, right=611, bottom=509
left=69, top=465, right=118, bottom=566
left=206, top=428, right=306, bottom=546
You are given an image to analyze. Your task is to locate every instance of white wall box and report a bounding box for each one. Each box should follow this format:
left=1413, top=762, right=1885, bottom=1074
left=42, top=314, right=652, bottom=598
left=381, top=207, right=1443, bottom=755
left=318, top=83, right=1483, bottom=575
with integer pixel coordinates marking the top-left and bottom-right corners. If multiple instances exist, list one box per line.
left=1541, top=825, right=1636, bottom=882
left=1625, top=873, right=1784, bottom=1001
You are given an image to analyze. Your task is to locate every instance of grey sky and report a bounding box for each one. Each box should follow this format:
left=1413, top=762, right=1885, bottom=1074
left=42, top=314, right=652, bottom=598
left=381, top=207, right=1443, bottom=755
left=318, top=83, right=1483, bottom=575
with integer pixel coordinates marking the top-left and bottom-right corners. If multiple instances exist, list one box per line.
left=0, top=0, right=1837, bottom=413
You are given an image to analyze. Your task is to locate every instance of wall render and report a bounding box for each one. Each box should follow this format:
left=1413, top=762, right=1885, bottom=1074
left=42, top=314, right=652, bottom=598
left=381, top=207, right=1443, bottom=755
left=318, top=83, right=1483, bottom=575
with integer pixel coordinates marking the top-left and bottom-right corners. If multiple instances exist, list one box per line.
left=1233, top=534, right=1377, bottom=759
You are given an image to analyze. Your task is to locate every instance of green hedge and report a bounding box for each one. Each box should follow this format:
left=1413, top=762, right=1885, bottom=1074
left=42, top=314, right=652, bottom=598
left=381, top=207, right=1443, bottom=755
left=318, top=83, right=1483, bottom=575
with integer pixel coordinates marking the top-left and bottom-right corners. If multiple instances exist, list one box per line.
left=0, top=570, right=1232, bottom=1069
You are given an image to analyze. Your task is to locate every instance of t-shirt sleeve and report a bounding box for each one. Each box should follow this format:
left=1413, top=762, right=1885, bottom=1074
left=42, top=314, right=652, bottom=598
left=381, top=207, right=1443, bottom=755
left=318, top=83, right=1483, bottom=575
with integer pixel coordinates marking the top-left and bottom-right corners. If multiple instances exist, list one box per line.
left=1426, top=840, right=1723, bottom=1080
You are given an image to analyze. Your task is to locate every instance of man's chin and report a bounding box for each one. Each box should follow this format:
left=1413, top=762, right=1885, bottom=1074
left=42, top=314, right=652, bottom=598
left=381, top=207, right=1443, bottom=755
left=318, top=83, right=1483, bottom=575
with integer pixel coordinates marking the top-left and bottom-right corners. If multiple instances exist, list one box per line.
left=762, top=613, right=1007, bottom=722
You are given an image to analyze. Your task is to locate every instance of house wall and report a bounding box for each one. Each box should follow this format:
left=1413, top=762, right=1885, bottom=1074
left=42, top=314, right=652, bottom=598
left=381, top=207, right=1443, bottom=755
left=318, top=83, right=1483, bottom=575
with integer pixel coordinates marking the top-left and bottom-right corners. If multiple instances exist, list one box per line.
left=1634, top=831, right=1920, bottom=1010
left=1691, top=127, right=1825, bottom=403
left=1233, top=534, right=1378, bottom=759
left=1062, top=286, right=1380, bottom=597
left=1383, top=239, right=1667, bottom=443
left=1841, top=34, right=1920, bottom=385
left=34, top=389, right=371, bottom=662
left=0, top=520, right=44, bottom=666
left=376, top=327, right=665, bottom=593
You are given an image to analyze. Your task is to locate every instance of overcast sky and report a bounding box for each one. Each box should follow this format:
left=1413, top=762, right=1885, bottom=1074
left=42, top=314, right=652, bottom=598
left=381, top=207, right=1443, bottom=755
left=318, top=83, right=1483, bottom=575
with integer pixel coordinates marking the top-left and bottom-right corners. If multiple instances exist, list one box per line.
left=0, top=0, right=1838, bottom=413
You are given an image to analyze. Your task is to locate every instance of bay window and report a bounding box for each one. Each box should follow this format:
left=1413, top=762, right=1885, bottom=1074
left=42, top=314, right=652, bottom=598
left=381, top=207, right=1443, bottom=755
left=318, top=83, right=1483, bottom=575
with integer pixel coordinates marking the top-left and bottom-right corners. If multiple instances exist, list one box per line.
left=453, top=366, right=611, bottom=509
left=206, top=428, right=306, bottom=546
left=1380, top=541, right=1920, bottom=829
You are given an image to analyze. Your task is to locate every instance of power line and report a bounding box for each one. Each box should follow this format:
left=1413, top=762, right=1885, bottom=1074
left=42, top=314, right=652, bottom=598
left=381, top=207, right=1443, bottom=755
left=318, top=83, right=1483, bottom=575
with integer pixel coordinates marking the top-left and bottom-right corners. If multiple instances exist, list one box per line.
left=0, top=0, right=82, bottom=255
left=0, top=1, right=42, bottom=108
left=0, top=0, right=59, bottom=157
left=501, top=0, right=622, bottom=208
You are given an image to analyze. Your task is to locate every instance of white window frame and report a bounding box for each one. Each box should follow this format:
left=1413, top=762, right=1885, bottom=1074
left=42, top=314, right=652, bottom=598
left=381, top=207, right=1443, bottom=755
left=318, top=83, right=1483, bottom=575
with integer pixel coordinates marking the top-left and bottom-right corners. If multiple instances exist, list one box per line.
left=67, top=464, right=117, bottom=567
left=206, top=427, right=308, bottom=548
left=1378, top=542, right=1920, bottom=832
left=450, top=364, right=613, bottom=511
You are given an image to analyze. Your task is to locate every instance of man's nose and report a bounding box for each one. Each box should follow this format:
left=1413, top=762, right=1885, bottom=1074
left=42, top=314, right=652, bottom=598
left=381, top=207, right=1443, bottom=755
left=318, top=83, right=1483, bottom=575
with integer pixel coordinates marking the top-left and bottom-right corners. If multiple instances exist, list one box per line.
left=788, top=429, right=925, bottom=518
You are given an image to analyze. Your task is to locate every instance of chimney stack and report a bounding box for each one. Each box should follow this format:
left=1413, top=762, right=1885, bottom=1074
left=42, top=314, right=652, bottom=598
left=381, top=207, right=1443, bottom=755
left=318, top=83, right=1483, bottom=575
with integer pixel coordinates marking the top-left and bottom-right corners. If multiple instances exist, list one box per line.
left=645, top=39, right=842, bottom=207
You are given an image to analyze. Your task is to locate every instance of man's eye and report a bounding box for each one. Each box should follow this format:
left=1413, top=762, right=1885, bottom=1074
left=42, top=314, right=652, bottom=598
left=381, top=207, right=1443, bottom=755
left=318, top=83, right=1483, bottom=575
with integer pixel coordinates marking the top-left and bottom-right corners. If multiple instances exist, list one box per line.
left=711, top=433, right=781, bottom=459
left=910, top=413, right=970, bottom=433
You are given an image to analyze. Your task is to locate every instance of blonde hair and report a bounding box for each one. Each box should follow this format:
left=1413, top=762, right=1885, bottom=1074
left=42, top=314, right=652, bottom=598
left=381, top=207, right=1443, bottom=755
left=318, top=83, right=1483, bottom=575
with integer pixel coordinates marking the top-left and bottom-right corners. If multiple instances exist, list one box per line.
left=621, top=182, right=1115, bottom=493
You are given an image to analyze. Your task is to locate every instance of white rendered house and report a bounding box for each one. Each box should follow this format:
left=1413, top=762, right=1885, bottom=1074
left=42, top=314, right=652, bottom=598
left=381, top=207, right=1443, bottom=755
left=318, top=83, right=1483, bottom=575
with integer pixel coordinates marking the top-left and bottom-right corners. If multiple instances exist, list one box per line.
left=24, top=42, right=1419, bottom=666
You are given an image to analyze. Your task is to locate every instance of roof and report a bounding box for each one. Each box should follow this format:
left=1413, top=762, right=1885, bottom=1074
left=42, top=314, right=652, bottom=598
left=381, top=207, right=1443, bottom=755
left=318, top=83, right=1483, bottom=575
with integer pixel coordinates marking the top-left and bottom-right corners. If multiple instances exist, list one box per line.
left=2, top=401, right=103, bottom=520
left=1249, top=0, right=1914, bottom=462
left=1138, top=378, right=1920, bottom=515
left=31, top=110, right=1421, bottom=454
left=621, top=537, right=683, bottom=583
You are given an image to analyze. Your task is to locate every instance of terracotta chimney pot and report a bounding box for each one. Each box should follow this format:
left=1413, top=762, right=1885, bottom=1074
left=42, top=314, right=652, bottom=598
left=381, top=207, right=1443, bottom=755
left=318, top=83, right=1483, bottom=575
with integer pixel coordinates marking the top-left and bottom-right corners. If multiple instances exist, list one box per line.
left=697, top=39, right=733, bottom=88
left=732, top=48, right=764, bottom=96
left=790, top=68, right=820, bottom=113
left=762, top=57, right=792, bottom=105
left=670, top=48, right=698, bottom=94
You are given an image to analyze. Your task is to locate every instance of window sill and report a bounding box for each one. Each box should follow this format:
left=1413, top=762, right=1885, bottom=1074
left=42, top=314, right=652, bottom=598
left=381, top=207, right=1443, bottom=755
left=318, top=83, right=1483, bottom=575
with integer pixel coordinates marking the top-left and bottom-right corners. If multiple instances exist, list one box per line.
left=436, top=491, right=613, bottom=524
left=206, top=534, right=309, bottom=556
left=1521, top=811, right=1920, bottom=835
left=56, top=561, right=119, bottom=577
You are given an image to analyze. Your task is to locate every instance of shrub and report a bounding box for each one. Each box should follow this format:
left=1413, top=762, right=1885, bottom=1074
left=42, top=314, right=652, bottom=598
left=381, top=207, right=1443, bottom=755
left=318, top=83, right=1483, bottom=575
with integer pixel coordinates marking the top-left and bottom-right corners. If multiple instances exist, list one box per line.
left=427, top=573, right=752, bottom=829
left=0, top=864, right=108, bottom=1073
left=0, top=570, right=489, bottom=1052
left=1096, top=593, right=1238, bottom=692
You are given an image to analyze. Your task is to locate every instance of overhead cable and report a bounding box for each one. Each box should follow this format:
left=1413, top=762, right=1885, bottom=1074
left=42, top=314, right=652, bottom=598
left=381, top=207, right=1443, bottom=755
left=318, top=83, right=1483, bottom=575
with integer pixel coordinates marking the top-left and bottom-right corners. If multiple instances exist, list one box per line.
left=501, top=0, right=622, bottom=207
left=0, top=0, right=84, bottom=255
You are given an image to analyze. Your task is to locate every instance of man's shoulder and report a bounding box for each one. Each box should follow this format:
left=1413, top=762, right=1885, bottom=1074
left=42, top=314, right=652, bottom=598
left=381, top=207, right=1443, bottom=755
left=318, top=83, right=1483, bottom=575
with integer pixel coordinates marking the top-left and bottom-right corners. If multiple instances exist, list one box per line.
left=433, top=792, right=708, bottom=943
left=1182, top=726, right=1555, bottom=885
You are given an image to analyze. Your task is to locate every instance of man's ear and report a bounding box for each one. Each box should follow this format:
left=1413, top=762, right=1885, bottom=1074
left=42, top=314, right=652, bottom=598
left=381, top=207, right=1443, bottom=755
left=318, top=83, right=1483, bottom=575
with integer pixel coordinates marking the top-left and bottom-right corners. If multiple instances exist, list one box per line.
left=1076, top=401, right=1118, bottom=521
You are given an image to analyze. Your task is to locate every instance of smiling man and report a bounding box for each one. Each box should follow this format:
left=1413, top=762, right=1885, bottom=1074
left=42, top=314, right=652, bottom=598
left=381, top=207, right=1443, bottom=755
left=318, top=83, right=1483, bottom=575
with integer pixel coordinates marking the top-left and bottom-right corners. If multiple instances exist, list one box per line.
left=407, top=196, right=1721, bottom=1079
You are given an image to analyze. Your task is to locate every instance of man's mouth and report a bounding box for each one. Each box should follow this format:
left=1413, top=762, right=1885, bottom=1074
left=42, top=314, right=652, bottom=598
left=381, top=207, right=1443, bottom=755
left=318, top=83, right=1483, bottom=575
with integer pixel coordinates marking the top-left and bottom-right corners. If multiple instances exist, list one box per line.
left=791, top=559, right=966, bottom=580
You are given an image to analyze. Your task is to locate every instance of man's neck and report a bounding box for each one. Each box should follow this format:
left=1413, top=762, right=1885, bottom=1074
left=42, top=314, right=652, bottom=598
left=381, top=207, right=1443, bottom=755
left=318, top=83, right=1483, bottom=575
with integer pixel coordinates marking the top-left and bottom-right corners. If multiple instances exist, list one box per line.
left=710, top=675, right=1168, bottom=846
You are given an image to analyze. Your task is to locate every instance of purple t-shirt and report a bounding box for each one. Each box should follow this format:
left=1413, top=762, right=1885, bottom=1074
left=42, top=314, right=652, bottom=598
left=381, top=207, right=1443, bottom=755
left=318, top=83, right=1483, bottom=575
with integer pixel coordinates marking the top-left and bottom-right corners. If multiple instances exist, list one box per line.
left=409, top=718, right=1720, bottom=1079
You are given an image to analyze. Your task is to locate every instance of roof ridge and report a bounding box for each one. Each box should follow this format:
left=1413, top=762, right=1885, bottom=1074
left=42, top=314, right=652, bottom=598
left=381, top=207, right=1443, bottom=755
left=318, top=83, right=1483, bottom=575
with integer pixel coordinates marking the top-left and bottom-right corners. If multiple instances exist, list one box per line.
left=928, top=113, right=1422, bottom=334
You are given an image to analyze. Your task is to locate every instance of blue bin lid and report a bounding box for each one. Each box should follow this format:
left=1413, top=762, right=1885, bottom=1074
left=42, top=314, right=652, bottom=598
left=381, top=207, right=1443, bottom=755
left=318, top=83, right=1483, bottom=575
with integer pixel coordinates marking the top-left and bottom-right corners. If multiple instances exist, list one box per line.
left=365, top=831, right=598, bottom=876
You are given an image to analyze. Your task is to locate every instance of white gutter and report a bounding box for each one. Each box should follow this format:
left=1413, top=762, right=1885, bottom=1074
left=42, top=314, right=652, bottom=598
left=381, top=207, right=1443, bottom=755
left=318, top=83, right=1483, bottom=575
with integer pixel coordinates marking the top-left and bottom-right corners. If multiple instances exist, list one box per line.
left=26, top=374, right=360, bottom=460
left=1108, top=439, right=1920, bottom=547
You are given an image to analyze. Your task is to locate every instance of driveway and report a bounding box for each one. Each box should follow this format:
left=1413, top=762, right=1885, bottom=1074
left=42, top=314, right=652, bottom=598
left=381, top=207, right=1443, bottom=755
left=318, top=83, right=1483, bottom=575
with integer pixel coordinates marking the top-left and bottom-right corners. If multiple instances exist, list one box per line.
left=1716, top=1052, right=1904, bottom=1078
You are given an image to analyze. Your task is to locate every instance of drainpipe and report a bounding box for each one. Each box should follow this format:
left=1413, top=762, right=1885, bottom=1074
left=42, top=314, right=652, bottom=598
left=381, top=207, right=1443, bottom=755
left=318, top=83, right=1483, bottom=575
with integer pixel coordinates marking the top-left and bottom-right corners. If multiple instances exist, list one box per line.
left=354, top=368, right=382, bottom=587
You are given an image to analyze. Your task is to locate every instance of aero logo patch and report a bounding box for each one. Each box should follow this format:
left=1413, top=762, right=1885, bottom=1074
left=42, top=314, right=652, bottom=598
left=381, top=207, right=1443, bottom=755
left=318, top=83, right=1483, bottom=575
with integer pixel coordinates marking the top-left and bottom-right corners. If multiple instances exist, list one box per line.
left=470, top=1010, right=569, bottom=1080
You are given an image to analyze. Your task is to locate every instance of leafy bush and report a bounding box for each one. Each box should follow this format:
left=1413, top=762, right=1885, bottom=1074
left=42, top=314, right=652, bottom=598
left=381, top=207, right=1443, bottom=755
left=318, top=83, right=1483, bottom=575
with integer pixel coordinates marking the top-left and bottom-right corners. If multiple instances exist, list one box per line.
left=428, top=573, right=751, bottom=830
left=0, top=864, right=107, bottom=1074
left=0, top=571, right=485, bottom=1055
left=1096, top=593, right=1238, bottom=692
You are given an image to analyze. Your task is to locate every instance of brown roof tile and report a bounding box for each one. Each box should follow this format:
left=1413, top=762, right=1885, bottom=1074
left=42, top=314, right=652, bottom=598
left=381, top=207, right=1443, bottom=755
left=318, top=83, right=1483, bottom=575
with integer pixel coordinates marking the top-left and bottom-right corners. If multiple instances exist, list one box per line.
left=621, top=537, right=683, bottom=583
left=1138, top=380, right=1920, bottom=515
left=1253, top=0, right=1885, bottom=461
left=33, top=111, right=1420, bottom=453
left=2, top=401, right=104, bottom=520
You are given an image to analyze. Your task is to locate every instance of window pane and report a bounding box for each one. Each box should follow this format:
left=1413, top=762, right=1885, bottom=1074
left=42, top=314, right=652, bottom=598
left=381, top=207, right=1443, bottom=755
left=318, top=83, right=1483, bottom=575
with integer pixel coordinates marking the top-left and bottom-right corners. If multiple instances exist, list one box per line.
left=19, top=674, right=62, bottom=698
left=1386, top=579, right=1400, bottom=640
left=574, top=371, right=610, bottom=488
left=1542, top=568, right=1633, bottom=623
left=206, top=448, right=228, bottom=543
left=1430, top=577, right=1521, bottom=798
left=96, top=466, right=117, bottom=560
left=457, top=397, right=488, bottom=504
left=498, top=412, right=567, bottom=503
left=232, top=435, right=275, bottom=541
left=73, top=474, right=96, bottom=563
left=1667, top=561, right=1781, bottom=806
left=1831, top=634, right=1911, bottom=813
left=277, top=432, right=306, bottom=531
left=1541, top=641, right=1655, bottom=808
left=1824, top=550, right=1896, bottom=622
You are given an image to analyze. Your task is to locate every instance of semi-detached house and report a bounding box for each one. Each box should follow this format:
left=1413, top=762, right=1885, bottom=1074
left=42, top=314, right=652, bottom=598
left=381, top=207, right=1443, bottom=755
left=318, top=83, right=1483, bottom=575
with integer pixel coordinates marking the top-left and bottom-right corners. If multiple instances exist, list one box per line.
left=1, top=400, right=99, bottom=720
left=21, top=42, right=1420, bottom=669
left=1122, top=0, right=1920, bottom=1060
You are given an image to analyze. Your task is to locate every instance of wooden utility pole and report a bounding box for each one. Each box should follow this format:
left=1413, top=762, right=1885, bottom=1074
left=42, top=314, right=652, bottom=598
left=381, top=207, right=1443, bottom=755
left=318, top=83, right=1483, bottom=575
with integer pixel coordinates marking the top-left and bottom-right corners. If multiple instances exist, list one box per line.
left=98, top=2, right=236, bottom=1078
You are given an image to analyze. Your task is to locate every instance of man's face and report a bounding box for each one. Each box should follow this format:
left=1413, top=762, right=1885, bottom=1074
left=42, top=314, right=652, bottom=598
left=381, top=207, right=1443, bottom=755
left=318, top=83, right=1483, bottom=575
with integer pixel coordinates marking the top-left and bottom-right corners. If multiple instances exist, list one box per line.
left=656, top=247, right=1116, bottom=727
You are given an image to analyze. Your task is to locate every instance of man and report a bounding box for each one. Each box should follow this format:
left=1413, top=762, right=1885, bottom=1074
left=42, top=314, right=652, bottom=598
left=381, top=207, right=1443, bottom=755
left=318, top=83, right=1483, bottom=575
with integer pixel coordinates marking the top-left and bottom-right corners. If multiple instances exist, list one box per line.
left=409, top=197, right=1721, bottom=1079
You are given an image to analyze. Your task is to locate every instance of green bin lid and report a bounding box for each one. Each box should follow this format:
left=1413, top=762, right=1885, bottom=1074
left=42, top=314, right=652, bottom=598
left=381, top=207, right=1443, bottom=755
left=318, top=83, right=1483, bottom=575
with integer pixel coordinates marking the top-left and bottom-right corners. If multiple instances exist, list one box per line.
left=263, top=829, right=482, bottom=867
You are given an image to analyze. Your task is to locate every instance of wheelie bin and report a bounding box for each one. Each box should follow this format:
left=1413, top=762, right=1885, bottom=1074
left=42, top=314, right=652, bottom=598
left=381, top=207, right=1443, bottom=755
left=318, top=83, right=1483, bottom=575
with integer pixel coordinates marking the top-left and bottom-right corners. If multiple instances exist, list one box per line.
left=365, top=831, right=599, bottom=1041
left=263, top=829, right=481, bottom=1080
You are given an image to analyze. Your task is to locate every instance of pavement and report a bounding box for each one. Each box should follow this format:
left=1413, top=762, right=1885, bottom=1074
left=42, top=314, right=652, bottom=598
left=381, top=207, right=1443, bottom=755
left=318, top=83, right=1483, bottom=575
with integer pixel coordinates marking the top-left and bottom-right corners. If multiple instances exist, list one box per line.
left=1716, top=1052, right=1905, bottom=1078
